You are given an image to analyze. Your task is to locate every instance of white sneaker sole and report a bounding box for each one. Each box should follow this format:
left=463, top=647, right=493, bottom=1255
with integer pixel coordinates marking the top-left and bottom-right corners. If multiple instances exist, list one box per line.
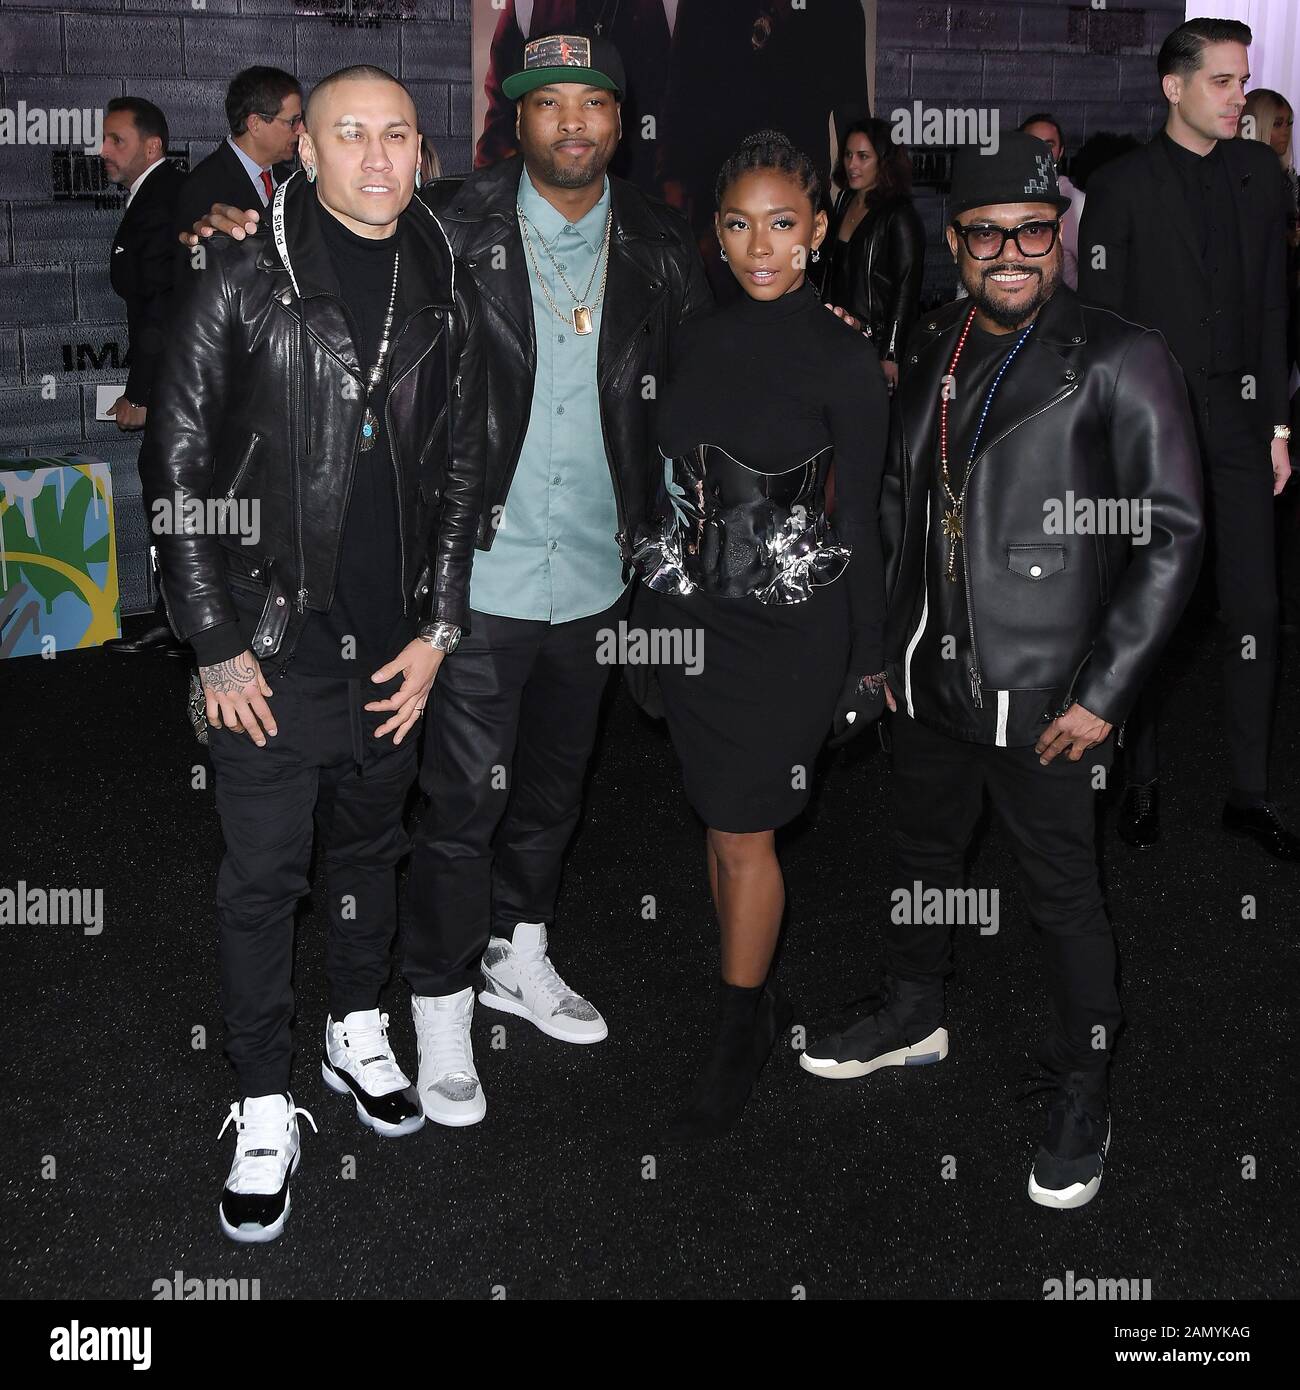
left=320, top=1060, right=425, bottom=1137
left=218, top=1150, right=299, bottom=1245
left=477, top=986, right=608, bottom=1043
left=799, top=1026, right=949, bottom=1079
left=1027, top=1119, right=1111, bottom=1210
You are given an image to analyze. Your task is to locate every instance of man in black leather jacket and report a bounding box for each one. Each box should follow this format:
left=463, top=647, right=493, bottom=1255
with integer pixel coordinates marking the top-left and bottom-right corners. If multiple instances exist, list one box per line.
left=178, top=34, right=711, bottom=1132
left=402, top=32, right=711, bottom=1126
left=143, top=67, right=487, bottom=1242
left=802, top=135, right=1204, bottom=1210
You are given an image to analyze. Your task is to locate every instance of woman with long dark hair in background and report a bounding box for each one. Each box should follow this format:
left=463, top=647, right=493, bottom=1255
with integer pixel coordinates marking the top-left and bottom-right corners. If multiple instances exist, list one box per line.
left=629, top=131, right=889, bottom=1141
left=820, top=116, right=926, bottom=391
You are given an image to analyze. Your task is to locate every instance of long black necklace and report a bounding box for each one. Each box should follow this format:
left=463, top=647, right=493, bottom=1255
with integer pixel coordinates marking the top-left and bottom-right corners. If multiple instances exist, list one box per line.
left=359, top=250, right=400, bottom=452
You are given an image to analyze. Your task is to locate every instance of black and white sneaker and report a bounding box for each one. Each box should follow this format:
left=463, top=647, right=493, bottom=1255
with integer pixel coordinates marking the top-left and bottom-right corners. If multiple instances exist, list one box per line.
left=217, top=1093, right=317, bottom=1244
left=1026, top=1071, right=1110, bottom=1210
left=322, top=1010, right=424, bottom=1138
left=800, top=975, right=947, bottom=1079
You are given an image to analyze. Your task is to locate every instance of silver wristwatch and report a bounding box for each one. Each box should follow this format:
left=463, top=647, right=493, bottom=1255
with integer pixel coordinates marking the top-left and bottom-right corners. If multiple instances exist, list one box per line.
left=417, top=621, right=462, bottom=654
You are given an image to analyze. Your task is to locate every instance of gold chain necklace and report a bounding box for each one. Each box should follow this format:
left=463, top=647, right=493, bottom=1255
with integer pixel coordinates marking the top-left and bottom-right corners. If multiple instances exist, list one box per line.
left=518, top=206, right=612, bottom=336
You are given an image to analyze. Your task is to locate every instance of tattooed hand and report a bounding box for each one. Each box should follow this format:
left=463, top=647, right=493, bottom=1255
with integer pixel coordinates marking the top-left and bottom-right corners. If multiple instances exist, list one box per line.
left=200, top=649, right=278, bottom=746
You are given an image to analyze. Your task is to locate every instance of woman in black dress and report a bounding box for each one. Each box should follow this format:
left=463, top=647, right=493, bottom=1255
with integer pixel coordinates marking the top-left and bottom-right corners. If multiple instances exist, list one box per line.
left=629, top=131, right=890, bottom=1141
left=820, top=117, right=926, bottom=392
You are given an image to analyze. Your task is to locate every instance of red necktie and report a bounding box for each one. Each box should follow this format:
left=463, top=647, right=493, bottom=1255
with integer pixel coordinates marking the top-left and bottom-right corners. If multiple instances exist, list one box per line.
left=261, top=169, right=274, bottom=202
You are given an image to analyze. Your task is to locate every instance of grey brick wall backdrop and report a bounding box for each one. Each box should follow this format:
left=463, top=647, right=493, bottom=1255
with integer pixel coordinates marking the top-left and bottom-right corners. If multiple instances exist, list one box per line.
left=873, top=0, right=1189, bottom=308
left=0, top=0, right=473, bottom=612
left=0, top=0, right=1188, bottom=613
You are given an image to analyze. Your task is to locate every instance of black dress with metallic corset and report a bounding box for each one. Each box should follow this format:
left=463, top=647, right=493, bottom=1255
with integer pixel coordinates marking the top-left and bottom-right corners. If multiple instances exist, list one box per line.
left=632, top=278, right=889, bottom=832
left=633, top=442, right=851, bottom=603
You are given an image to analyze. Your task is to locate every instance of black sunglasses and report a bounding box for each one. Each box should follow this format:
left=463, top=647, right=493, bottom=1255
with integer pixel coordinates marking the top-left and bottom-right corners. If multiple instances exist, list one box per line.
left=951, top=219, right=1061, bottom=260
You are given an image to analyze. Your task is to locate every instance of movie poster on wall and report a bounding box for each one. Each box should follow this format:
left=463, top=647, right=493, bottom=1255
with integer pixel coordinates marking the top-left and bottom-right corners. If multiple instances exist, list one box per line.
left=470, top=1, right=876, bottom=278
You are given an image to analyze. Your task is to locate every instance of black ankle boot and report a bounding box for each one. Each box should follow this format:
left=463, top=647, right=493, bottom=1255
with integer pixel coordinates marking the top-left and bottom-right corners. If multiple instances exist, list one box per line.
left=664, top=980, right=793, bottom=1143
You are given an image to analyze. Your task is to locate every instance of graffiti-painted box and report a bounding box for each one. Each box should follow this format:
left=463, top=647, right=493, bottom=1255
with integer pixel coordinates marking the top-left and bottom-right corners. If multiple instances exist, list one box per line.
left=0, top=458, right=121, bottom=659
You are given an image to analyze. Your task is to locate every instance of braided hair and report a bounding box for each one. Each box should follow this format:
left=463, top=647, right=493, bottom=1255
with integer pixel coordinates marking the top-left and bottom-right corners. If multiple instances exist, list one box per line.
left=714, top=129, right=822, bottom=212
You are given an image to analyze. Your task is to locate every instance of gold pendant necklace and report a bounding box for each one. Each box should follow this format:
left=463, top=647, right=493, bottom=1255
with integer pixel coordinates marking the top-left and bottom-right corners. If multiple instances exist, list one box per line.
left=518, top=207, right=611, bottom=337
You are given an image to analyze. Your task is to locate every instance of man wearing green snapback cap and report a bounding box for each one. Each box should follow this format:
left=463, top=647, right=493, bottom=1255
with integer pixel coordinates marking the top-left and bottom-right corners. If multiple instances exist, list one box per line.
left=403, top=31, right=710, bottom=1124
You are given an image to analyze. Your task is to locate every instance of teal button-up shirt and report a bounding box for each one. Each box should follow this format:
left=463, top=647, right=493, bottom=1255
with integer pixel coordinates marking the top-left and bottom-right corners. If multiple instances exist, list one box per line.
left=468, top=168, right=628, bottom=623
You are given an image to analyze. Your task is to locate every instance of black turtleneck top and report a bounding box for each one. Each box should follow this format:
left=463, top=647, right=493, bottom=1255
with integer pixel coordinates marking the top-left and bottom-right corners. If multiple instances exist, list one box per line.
left=656, top=277, right=889, bottom=666
left=292, top=206, right=411, bottom=678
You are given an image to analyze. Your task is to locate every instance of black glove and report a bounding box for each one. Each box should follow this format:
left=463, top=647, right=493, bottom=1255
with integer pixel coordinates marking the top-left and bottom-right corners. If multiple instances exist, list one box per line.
left=829, top=667, right=887, bottom=749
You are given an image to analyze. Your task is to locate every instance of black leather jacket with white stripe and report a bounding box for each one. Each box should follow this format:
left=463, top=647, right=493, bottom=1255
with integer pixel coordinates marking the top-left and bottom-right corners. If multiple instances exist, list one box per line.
left=883, top=286, right=1205, bottom=726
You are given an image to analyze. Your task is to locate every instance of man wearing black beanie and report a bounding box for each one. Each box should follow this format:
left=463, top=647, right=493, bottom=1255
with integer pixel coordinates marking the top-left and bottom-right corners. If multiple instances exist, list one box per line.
left=802, top=133, right=1205, bottom=1209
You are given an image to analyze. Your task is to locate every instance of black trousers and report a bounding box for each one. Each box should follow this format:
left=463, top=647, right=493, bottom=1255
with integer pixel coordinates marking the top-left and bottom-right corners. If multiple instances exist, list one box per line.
left=887, top=713, right=1122, bottom=1078
left=209, top=670, right=416, bottom=1097
left=1127, top=380, right=1278, bottom=800
left=403, top=594, right=629, bottom=998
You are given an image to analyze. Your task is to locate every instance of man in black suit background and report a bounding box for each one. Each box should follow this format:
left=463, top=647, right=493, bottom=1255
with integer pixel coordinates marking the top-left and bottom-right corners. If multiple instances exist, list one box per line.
left=1079, top=16, right=1298, bottom=861
left=174, top=68, right=302, bottom=284
left=99, top=96, right=186, bottom=656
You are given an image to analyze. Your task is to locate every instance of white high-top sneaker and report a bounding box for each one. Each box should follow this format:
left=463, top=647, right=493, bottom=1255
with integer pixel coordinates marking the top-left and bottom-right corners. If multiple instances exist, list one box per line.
left=410, top=987, right=486, bottom=1127
left=478, top=923, right=607, bottom=1043
left=217, top=1093, right=317, bottom=1244
left=322, top=1010, right=424, bottom=1138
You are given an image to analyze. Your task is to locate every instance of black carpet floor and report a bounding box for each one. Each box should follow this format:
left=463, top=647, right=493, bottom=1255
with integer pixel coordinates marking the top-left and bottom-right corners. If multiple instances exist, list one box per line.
left=5, top=593, right=1299, bottom=1301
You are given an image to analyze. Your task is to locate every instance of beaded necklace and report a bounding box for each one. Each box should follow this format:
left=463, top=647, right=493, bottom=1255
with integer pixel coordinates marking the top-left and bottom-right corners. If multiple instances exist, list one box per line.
left=359, top=250, right=401, bottom=451
left=938, top=306, right=1035, bottom=581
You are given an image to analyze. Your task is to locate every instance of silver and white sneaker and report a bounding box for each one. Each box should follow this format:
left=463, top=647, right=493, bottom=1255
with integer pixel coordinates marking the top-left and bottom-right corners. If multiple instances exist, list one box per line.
left=478, top=922, right=607, bottom=1044
left=322, top=1010, right=424, bottom=1138
left=410, top=987, right=486, bottom=1127
left=217, top=1093, right=317, bottom=1244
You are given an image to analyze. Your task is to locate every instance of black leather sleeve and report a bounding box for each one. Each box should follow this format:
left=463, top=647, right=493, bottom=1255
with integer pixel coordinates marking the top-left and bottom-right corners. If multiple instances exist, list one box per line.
left=880, top=398, right=907, bottom=604
left=879, top=202, right=926, bottom=362
left=667, top=204, right=714, bottom=328
left=138, top=240, right=242, bottom=650
left=431, top=274, right=488, bottom=631
left=1072, top=330, right=1205, bottom=723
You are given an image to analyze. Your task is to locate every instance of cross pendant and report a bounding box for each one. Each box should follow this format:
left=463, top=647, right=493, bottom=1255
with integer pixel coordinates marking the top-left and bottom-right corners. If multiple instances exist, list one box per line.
left=942, top=509, right=962, bottom=582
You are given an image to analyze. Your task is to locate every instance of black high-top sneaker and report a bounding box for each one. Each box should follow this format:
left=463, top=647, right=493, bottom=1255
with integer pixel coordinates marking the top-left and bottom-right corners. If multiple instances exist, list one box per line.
left=800, top=975, right=947, bottom=1079
left=217, top=1093, right=317, bottom=1244
left=1026, top=1070, right=1110, bottom=1210
left=322, top=1010, right=424, bottom=1138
